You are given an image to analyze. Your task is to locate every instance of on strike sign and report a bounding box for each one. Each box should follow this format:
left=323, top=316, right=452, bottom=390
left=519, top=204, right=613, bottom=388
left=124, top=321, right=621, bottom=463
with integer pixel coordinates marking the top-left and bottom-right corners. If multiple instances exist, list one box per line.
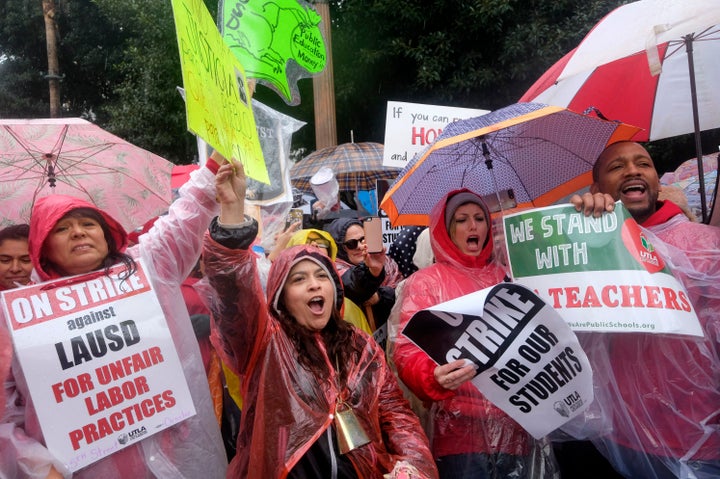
left=403, top=283, right=593, bottom=438
left=1, top=259, right=196, bottom=472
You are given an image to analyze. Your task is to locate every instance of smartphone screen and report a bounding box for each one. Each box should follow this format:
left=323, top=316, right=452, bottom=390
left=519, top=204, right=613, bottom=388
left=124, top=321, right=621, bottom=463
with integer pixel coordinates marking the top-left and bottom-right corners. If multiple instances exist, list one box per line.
left=285, top=208, right=304, bottom=229
left=363, top=216, right=384, bottom=253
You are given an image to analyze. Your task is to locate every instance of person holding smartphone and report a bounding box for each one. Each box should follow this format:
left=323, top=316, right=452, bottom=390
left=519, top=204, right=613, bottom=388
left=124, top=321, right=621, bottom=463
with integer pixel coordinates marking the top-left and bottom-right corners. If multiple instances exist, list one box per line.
left=326, top=218, right=403, bottom=336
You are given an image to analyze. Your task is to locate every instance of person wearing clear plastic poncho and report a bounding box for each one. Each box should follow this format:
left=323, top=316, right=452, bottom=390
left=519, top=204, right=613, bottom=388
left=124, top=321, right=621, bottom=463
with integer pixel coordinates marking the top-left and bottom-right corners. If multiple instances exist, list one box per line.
left=200, top=161, right=438, bottom=479
left=569, top=141, right=720, bottom=479
left=388, top=188, right=559, bottom=479
left=0, top=156, right=228, bottom=478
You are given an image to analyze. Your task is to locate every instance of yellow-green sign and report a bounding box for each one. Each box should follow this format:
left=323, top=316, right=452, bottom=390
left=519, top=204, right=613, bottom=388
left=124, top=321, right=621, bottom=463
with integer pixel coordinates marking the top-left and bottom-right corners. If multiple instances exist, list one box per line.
left=220, top=0, right=327, bottom=106
left=172, top=0, right=269, bottom=183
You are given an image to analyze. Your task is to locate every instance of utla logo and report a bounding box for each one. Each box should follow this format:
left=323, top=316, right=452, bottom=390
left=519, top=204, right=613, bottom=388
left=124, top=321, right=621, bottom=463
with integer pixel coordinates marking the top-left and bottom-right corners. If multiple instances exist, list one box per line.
left=128, top=426, right=148, bottom=440
left=559, top=391, right=585, bottom=413
left=620, top=219, right=665, bottom=273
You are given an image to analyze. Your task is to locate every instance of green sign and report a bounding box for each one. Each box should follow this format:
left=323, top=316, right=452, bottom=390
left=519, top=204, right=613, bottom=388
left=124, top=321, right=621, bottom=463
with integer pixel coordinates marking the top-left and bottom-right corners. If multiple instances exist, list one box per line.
left=502, top=203, right=701, bottom=336
left=220, top=0, right=327, bottom=105
left=172, top=0, right=269, bottom=183
left=504, top=203, right=670, bottom=278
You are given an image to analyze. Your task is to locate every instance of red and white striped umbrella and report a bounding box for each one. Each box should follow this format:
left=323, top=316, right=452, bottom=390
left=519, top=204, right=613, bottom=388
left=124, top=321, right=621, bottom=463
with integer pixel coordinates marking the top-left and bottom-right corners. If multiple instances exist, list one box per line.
left=520, top=0, right=720, bottom=221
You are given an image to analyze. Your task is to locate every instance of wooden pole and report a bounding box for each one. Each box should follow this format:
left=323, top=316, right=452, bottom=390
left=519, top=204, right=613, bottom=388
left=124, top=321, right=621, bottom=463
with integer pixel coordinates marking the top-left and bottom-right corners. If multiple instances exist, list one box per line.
left=42, top=0, right=61, bottom=118
left=313, top=0, right=337, bottom=149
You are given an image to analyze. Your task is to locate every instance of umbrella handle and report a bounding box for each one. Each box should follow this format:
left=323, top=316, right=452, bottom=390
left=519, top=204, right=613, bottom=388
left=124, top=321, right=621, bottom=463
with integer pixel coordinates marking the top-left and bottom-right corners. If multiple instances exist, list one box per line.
left=481, top=141, right=507, bottom=213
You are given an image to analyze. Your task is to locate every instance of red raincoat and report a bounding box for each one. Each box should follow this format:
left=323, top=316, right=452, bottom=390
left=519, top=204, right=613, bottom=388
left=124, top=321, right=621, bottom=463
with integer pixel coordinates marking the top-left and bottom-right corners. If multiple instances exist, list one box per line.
left=202, top=235, right=437, bottom=479
left=390, top=189, right=554, bottom=468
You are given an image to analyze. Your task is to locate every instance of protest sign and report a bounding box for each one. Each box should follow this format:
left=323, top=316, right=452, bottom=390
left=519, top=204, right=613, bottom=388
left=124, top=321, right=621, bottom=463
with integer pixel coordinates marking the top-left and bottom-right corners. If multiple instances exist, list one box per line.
left=403, top=282, right=593, bottom=438
left=503, top=202, right=702, bottom=336
left=383, top=101, right=489, bottom=168
left=220, top=0, right=326, bottom=105
left=172, top=0, right=268, bottom=183
left=1, top=260, right=196, bottom=472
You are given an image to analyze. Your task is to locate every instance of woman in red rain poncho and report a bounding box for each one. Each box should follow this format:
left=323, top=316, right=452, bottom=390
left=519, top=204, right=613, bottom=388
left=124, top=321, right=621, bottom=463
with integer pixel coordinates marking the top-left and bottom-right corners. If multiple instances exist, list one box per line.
left=1, top=158, right=227, bottom=478
left=389, top=189, right=558, bottom=479
left=201, top=162, right=437, bottom=479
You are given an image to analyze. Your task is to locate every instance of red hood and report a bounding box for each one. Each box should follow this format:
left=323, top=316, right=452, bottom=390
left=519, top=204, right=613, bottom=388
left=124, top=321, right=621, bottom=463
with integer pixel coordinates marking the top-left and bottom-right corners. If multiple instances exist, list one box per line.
left=266, top=245, right=344, bottom=319
left=29, top=195, right=128, bottom=281
left=429, top=188, right=495, bottom=271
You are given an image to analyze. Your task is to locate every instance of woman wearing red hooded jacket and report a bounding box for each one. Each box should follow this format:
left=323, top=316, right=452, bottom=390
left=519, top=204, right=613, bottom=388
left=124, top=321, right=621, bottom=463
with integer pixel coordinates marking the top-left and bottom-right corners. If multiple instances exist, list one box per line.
left=0, top=158, right=227, bottom=478
left=389, top=189, right=557, bottom=479
left=201, top=162, right=437, bottom=479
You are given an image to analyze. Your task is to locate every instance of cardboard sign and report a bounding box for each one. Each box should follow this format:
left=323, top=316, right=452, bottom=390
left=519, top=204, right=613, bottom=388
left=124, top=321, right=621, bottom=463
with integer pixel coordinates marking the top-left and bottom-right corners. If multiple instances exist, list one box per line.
left=172, top=0, right=268, bottom=183
left=383, top=101, right=489, bottom=168
left=503, top=203, right=702, bottom=336
left=1, top=260, right=196, bottom=471
left=403, top=283, right=593, bottom=438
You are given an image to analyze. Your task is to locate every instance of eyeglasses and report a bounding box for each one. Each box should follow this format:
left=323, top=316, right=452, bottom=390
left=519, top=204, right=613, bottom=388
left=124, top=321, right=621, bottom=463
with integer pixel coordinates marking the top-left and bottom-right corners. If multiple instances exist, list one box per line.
left=307, top=239, right=330, bottom=250
left=343, top=237, right=365, bottom=250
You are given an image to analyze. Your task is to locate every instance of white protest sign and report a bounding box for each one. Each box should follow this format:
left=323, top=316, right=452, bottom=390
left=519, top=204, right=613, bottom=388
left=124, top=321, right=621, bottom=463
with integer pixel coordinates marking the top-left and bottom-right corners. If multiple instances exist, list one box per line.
left=503, top=203, right=702, bottom=336
left=402, top=283, right=593, bottom=438
left=1, top=260, right=196, bottom=472
left=383, top=101, right=490, bottom=168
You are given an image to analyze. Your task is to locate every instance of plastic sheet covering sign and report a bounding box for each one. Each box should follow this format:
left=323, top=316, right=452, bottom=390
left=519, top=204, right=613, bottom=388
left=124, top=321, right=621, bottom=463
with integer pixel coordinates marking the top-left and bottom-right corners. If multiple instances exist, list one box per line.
left=502, top=202, right=702, bottom=336
left=0, top=259, right=195, bottom=472
left=172, top=0, right=268, bottom=184
left=402, top=282, right=593, bottom=438
left=245, top=99, right=306, bottom=205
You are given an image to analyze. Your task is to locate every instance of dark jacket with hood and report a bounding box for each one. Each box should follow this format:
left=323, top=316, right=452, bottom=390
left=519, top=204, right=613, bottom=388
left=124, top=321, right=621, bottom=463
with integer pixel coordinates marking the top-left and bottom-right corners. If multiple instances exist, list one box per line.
left=325, top=218, right=402, bottom=330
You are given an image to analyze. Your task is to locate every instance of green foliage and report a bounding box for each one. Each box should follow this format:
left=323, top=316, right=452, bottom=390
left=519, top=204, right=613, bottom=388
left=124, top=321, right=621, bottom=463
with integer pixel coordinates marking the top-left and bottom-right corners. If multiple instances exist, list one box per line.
left=0, top=0, right=217, bottom=163
left=1, top=0, right=715, bottom=172
left=328, top=0, right=632, bottom=143
left=0, top=0, right=52, bottom=117
left=92, top=0, right=192, bottom=162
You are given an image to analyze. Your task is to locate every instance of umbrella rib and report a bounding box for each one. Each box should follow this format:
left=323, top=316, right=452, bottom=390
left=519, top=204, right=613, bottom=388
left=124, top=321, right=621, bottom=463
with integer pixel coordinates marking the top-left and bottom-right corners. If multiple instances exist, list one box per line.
left=50, top=143, right=116, bottom=178
left=1, top=127, right=54, bottom=178
left=52, top=125, right=70, bottom=157
left=480, top=133, right=595, bottom=199
left=665, top=26, right=720, bottom=59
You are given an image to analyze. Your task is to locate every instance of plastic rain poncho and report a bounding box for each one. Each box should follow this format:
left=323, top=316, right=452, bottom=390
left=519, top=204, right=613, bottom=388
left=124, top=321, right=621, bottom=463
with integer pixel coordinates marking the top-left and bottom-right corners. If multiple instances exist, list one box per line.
left=0, top=167, right=226, bottom=478
left=202, top=225, right=438, bottom=479
left=388, top=189, right=558, bottom=478
left=574, top=200, right=720, bottom=479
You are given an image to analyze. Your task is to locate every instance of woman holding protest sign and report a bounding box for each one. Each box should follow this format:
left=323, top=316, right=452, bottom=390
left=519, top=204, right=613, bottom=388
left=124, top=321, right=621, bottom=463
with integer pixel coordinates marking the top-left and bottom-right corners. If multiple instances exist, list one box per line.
left=0, top=155, right=227, bottom=478
left=200, top=161, right=437, bottom=478
left=388, top=189, right=558, bottom=478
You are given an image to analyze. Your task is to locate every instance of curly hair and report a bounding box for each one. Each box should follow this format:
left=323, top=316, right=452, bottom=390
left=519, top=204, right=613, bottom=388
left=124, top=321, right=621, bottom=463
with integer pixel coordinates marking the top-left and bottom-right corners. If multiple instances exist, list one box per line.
left=275, top=302, right=362, bottom=384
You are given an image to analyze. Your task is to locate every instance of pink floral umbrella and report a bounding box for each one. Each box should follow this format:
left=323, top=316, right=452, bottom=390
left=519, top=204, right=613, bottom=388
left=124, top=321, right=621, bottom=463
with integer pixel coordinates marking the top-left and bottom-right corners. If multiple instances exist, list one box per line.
left=0, top=118, right=173, bottom=231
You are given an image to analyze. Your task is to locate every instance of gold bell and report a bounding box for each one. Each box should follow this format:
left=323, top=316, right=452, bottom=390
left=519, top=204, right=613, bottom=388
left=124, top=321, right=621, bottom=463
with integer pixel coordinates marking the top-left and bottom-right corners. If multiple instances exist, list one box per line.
left=334, top=401, right=370, bottom=454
